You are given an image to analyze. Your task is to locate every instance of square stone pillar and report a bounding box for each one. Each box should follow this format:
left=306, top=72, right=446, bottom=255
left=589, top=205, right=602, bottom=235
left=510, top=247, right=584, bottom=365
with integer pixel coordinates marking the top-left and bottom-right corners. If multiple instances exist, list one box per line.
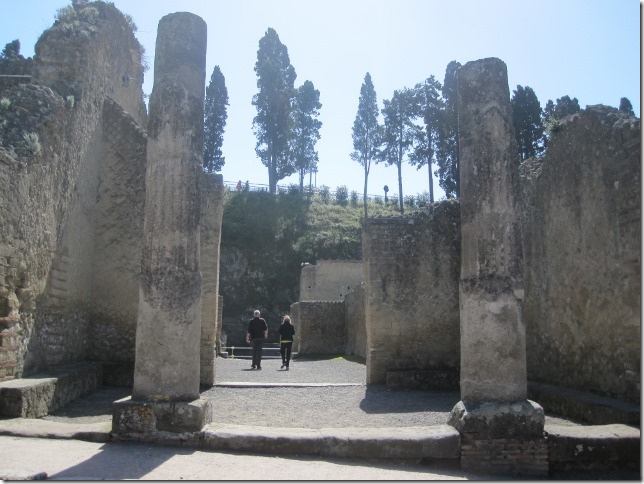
left=200, top=172, right=224, bottom=386
left=113, top=12, right=211, bottom=435
left=448, top=58, right=546, bottom=476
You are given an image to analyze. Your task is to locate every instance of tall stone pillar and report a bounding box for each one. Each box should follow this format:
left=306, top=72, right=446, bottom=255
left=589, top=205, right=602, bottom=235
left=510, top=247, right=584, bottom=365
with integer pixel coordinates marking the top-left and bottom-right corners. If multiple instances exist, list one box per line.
left=200, top=172, right=224, bottom=386
left=113, top=12, right=211, bottom=434
left=447, top=58, right=547, bottom=476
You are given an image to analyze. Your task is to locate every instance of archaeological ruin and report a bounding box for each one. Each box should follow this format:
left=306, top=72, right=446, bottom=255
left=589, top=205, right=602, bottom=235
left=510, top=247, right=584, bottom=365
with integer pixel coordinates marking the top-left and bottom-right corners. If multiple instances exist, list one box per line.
left=0, top=1, right=639, bottom=476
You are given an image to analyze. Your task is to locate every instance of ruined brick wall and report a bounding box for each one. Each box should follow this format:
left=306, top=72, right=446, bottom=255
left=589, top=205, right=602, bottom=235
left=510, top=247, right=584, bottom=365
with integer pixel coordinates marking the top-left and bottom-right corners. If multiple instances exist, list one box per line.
left=363, top=200, right=461, bottom=384
left=520, top=106, right=640, bottom=403
left=290, top=301, right=345, bottom=355
left=0, top=2, right=147, bottom=379
left=345, top=283, right=366, bottom=360
left=299, top=260, right=363, bottom=301
left=89, top=98, right=146, bottom=362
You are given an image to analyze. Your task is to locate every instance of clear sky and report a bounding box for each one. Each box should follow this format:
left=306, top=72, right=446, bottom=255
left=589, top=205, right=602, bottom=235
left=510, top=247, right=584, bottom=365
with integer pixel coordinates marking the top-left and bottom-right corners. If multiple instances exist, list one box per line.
left=2, top=0, right=641, bottom=200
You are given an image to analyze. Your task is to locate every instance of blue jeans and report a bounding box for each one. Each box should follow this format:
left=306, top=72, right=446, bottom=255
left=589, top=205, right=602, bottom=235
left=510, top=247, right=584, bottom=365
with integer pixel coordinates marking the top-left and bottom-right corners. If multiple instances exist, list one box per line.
left=251, top=338, right=265, bottom=368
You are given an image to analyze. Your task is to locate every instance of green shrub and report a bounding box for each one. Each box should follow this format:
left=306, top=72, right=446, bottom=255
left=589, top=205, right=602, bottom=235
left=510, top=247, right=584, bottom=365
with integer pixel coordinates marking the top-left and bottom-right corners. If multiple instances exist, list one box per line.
left=0, top=98, right=10, bottom=110
left=350, top=190, right=359, bottom=207
left=319, top=185, right=330, bottom=204
left=23, top=132, right=41, bottom=155
left=335, top=185, right=348, bottom=206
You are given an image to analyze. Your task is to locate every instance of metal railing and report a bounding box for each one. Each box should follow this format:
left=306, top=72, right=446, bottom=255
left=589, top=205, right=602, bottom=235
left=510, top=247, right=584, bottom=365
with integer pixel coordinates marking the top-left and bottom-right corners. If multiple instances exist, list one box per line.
left=223, top=180, right=409, bottom=203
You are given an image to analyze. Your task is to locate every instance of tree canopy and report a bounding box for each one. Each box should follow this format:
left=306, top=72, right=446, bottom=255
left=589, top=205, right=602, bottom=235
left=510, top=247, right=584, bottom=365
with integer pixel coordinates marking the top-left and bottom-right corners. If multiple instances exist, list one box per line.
left=1, top=40, right=21, bottom=60
left=380, top=88, right=417, bottom=213
left=252, top=28, right=297, bottom=194
left=436, top=60, right=461, bottom=199
left=511, top=85, right=544, bottom=161
left=203, top=65, right=228, bottom=173
left=351, top=72, right=381, bottom=218
left=291, top=80, right=322, bottom=191
left=408, top=76, right=443, bottom=203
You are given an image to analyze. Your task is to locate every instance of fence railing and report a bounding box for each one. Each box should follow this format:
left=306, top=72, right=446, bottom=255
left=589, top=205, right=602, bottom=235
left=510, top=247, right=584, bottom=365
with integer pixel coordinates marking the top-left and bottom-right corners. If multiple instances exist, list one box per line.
left=223, top=180, right=432, bottom=205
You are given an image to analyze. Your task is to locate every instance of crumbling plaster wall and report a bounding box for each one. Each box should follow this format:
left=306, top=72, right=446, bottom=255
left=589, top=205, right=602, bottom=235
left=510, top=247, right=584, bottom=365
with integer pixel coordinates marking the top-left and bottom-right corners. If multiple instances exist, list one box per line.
left=520, top=106, right=640, bottom=403
left=0, top=2, right=147, bottom=379
left=363, top=200, right=461, bottom=384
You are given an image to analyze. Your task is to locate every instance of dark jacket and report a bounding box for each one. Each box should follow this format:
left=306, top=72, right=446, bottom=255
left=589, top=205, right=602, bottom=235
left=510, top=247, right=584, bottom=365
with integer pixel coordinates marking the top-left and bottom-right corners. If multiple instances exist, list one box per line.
left=278, top=322, right=295, bottom=342
left=247, top=317, right=268, bottom=339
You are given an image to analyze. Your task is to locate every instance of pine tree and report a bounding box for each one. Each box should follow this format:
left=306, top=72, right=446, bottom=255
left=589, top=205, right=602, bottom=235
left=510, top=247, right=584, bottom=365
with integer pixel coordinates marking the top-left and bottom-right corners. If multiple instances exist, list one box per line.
left=511, top=85, right=544, bottom=161
left=252, top=28, right=297, bottom=194
left=351, top=73, right=381, bottom=219
left=409, top=76, right=443, bottom=203
left=203, top=65, right=228, bottom=173
left=380, top=88, right=416, bottom=213
left=436, top=60, right=461, bottom=199
left=292, top=80, right=322, bottom=191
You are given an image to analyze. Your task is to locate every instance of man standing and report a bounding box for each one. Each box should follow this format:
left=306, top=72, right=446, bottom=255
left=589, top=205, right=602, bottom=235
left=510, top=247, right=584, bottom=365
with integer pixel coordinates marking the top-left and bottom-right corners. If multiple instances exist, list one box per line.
left=246, top=310, right=268, bottom=370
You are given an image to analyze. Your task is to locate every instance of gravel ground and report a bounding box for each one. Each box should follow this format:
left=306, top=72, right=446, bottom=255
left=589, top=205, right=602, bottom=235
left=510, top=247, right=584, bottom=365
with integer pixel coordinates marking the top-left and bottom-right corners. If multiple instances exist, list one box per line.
left=205, top=355, right=459, bottom=428
left=42, top=356, right=584, bottom=428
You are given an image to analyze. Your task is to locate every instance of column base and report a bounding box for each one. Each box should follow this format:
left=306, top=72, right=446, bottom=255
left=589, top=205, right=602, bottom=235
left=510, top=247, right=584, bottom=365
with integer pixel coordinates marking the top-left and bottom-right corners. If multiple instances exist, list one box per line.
left=449, top=400, right=548, bottom=476
left=112, top=396, right=212, bottom=434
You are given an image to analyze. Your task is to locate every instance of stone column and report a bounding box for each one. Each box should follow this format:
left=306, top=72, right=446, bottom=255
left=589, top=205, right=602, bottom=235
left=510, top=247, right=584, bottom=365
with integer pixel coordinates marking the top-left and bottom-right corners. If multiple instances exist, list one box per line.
left=200, top=172, right=224, bottom=386
left=447, top=58, right=546, bottom=476
left=113, top=12, right=211, bottom=434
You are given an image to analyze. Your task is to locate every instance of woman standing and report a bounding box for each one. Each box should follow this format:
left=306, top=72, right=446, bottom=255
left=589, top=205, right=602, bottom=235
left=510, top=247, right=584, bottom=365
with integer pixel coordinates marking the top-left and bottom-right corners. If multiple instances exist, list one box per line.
left=278, top=315, right=295, bottom=370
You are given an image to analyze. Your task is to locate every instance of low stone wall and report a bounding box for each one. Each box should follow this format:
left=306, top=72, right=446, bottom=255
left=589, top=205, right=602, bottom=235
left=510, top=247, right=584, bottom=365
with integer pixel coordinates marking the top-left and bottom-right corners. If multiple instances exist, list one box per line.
left=291, top=301, right=345, bottom=355
left=0, top=362, right=102, bottom=418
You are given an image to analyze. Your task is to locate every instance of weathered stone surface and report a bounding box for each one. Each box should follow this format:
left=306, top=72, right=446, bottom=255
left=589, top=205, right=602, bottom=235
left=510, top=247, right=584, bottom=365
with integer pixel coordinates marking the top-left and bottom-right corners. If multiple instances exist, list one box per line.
left=345, top=283, right=366, bottom=359
left=0, top=362, right=102, bottom=417
left=0, top=2, right=147, bottom=380
left=112, top=396, right=212, bottom=434
left=456, top=57, right=525, bottom=403
left=133, top=12, right=207, bottom=403
left=520, top=106, right=640, bottom=403
left=546, top=423, right=640, bottom=472
left=200, top=173, right=224, bottom=386
left=201, top=423, right=461, bottom=460
left=448, top=400, right=545, bottom=439
left=290, top=301, right=345, bottom=355
left=363, top=200, right=461, bottom=384
left=386, top=368, right=459, bottom=391
left=528, top=381, right=640, bottom=426
left=450, top=57, right=545, bottom=477
left=299, top=260, right=363, bottom=301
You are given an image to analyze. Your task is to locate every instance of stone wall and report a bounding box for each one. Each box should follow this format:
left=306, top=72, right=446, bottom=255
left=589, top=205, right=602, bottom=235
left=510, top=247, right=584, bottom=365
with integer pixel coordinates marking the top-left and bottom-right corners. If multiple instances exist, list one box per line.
left=291, top=301, right=345, bottom=355
left=299, top=260, right=363, bottom=301
left=89, top=98, right=146, bottom=363
left=520, top=106, right=641, bottom=403
left=345, top=283, right=366, bottom=360
left=0, top=2, right=147, bottom=380
left=362, top=200, right=461, bottom=384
